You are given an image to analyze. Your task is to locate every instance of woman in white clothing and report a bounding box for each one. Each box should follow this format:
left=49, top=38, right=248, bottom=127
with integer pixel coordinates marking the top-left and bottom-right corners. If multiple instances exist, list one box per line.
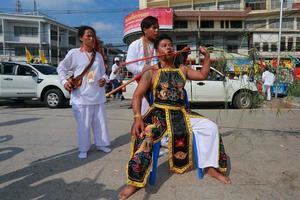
left=57, top=26, right=111, bottom=159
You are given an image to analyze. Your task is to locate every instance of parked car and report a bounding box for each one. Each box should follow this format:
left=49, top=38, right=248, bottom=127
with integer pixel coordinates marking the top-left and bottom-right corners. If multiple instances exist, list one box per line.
left=0, top=61, right=69, bottom=108
left=122, top=66, right=258, bottom=109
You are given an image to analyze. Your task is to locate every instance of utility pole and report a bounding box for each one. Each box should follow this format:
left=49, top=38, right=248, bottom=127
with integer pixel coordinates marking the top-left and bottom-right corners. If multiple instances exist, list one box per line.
left=275, top=0, right=284, bottom=98
left=33, top=0, right=38, bottom=15
left=16, top=0, right=22, bottom=13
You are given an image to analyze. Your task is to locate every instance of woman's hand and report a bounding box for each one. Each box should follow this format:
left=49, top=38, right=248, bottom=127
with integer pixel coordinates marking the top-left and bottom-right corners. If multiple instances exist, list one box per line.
left=131, top=118, right=144, bottom=137
left=98, top=78, right=106, bottom=87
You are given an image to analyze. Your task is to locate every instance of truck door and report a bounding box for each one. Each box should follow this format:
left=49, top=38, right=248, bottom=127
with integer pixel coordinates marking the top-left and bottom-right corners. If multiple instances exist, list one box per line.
left=0, top=63, right=18, bottom=97
left=191, top=68, right=226, bottom=102
left=13, top=65, right=38, bottom=97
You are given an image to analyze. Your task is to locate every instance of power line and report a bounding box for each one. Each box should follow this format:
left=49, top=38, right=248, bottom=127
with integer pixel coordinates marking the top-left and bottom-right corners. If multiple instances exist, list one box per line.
left=0, top=7, right=137, bottom=15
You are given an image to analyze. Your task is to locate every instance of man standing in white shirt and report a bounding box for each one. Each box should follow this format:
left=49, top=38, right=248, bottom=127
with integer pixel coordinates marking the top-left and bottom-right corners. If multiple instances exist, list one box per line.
left=262, top=67, right=275, bottom=101
left=126, top=16, right=159, bottom=114
left=57, top=26, right=111, bottom=159
left=110, top=57, right=124, bottom=100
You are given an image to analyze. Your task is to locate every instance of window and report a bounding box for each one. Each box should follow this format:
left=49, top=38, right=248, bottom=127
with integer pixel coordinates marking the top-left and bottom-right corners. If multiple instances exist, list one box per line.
left=201, top=21, right=214, bottom=28
left=245, top=20, right=266, bottom=29
left=51, top=30, right=58, bottom=41
left=173, top=5, right=192, bottom=10
left=174, top=21, right=187, bottom=29
left=298, top=18, right=300, bottom=30
left=227, top=45, right=238, bottom=53
left=218, top=0, right=241, bottom=10
left=14, top=26, right=38, bottom=36
left=2, top=63, right=17, bottom=75
left=207, top=69, right=223, bottom=81
left=69, top=36, right=76, bottom=45
left=269, top=18, right=279, bottom=29
left=0, top=25, right=2, bottom=34
left=254, top=42, right=261, bottom=51
left=271, top=43, right=277, bottom=51
left=296, top=37, right=300, bottom=51
left=280, top=36, right=286, bottom=51
left=245, top=0, right=266, bottom=10
left=194, top=3, right=216, bottom=10
left=263, top=42, right=269, bottom=51
left=271, top=0, right=293, bottom=9
left=269, top=18, right=294, bottom=29
left=282, top=18, right=294, bottom=29
left=15, top=47, right=25, bottom=56
left=221, top=20, right=230, bottom=28
left=230, top=21, right=243, bottom=28
left=17, top=65, right=35, bottom=76
left=287, top=37, right=293, bottom=51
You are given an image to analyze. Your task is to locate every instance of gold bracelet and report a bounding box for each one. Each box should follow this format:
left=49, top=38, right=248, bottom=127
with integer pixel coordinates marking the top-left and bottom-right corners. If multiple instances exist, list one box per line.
left=133, top=114, right=142, bottom=119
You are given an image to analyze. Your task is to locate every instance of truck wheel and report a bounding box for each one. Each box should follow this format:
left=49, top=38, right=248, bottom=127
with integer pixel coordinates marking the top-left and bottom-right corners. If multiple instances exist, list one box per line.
left=233, top=91, right=253, bottom=109
left=44, top=89, right=65, bottom=108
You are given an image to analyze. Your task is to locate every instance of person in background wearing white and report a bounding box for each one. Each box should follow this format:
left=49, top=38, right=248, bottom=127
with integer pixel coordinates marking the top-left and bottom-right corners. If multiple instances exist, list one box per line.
left=57, top=25, right=111, bottom=159
left=262, top=67, right=275, bottom=101
left=110, top=57, right=124, bottom=100
left=126, top=16, right=159, bottom=115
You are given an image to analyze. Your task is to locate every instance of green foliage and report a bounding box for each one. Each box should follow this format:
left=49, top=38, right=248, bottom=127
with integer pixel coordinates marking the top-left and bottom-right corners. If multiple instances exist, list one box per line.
left=287, top=80, right=300, bottom=97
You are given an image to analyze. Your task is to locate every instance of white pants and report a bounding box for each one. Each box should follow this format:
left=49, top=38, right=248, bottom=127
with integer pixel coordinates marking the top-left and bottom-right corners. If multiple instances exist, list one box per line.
left=264, top=85, right=272, bottom=101
left=72, top=104, right=110, bottom=152
left=190, top=117, right=219, bottom=169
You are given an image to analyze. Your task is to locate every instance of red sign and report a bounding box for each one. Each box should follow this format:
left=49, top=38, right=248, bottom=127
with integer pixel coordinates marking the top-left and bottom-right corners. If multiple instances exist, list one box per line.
left=124, top=8, right=173, bottom=37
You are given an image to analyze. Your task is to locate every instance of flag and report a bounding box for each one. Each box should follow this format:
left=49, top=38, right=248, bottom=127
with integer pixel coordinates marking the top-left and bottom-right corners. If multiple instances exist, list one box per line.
left=25, top=47, right=35, bottom=63
left=39, top=49, right=48, bottom=64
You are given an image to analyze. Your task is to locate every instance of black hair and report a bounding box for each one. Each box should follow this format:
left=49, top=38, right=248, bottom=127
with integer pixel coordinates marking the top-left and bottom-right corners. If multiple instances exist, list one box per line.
left=154, top=34, right=173, bottom=49
left=141, top=16, right=158, bottom=35
left=77, top=25, right=96, bottom=38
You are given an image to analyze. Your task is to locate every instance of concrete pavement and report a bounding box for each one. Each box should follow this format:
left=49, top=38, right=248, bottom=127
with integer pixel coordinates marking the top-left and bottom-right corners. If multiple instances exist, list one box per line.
left=0, top=99, right=299, bottom=200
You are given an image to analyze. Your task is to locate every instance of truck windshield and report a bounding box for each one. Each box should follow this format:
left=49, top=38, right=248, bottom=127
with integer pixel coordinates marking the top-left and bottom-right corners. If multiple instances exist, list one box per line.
left=31, top=64, right=58, bottom=75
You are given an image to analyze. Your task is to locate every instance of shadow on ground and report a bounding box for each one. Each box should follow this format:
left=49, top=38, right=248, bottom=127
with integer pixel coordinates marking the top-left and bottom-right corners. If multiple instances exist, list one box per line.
left=0, top=133, right=131, bottom=200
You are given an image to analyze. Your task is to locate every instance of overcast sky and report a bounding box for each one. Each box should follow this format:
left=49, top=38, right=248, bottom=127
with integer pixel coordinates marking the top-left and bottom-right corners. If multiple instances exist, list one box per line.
left=1, top=0, right=139, bottom=45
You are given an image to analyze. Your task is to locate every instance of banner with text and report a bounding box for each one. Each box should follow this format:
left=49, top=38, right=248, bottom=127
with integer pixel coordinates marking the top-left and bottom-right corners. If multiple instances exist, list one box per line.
left=124, top=8, right=173, bottom=37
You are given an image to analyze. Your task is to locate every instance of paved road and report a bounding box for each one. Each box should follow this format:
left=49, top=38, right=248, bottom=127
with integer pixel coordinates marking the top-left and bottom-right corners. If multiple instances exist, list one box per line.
left=0, top=99, right=299, bottom=200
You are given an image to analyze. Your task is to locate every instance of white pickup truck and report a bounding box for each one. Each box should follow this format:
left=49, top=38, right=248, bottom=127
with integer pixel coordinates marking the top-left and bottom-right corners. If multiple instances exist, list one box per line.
left=0, top=62, right=70, bottom=108
left=123, top=66, right=258, bottom=109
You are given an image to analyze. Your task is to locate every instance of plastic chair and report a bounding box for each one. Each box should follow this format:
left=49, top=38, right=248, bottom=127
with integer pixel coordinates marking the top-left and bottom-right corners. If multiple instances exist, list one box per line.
left=148, top=89, right=204, bottom=185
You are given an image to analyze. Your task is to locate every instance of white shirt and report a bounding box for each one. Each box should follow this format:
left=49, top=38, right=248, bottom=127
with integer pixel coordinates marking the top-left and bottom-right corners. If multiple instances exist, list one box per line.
left=109, top=63, right=122, bottom=81
left=57, top=48, right=107, bottom=105
left=125, top=38, right=158, bottom=76
left=262, top=70, right=275, bottom=86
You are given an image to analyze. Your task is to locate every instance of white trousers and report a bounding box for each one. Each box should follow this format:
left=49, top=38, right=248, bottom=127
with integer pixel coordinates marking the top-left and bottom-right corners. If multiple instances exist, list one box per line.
left=72, top=104, right=110, bottom=152
left=190, top=117, right=219, bottom=169
left=264, top=85, right=272, bottom=101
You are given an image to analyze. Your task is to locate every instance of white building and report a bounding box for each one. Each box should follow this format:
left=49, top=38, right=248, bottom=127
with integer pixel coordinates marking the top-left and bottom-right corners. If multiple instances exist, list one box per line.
left=0, top=13, right=79, bottom=64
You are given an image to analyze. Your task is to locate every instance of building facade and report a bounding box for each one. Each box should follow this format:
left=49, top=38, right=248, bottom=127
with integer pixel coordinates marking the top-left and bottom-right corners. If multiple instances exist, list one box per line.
left=0, top=13, right=79, bottom=65
left=124, top=0, right=300, bottom=62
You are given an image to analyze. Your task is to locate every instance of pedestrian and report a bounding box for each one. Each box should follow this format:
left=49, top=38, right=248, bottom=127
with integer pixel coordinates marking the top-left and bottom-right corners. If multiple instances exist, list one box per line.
left=57, top=25, right=111, bottom=159
left=119, top=34, right=231, bottom=200
left=262, top=67, right=275, bottom=101
left=109, top=57, right=124, bottom=100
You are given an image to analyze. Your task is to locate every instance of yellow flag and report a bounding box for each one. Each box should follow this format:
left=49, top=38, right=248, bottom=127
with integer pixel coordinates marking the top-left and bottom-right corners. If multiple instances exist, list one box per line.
left=25, top=47, right=35, bottom=63
left=39, top=50, right=48, bottom=64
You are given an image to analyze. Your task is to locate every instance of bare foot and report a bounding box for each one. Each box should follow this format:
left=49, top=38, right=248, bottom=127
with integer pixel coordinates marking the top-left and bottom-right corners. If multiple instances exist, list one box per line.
left=118, top=185, right=139, bottom=200
left=206, top=167, right=232, bottom=184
